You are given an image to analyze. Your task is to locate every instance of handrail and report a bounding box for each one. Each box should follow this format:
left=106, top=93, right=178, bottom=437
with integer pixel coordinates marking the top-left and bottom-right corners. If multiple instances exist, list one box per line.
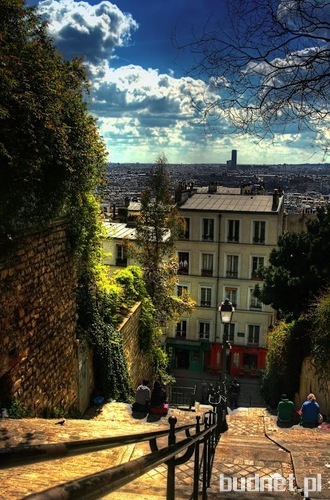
left=0, top=423, right=194, bottom=469
left=1, top=411, right=226, bottom=500
left=24, top=421, right=217, bottom=500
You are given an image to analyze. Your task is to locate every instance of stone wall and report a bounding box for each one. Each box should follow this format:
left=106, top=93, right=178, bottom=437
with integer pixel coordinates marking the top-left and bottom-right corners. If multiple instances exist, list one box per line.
left=0, top=220, right=79, bottom=416
left=295, top=357, right=330, bottom=418
left=119, top=302, right=154, bottom=389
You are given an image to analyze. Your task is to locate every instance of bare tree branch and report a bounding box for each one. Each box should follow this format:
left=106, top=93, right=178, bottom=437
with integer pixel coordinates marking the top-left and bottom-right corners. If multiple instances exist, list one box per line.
left=174, top=0, right=330, bottom=156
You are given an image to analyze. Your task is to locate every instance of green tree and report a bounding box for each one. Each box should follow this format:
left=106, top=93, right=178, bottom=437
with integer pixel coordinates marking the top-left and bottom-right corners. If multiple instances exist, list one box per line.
left=0, top=1, right=136, bottom=406
left=255, top=208, right=330, bottom=319
left=0, top=0, right=106, bottom=245
left=261, top=319, right=311, bottom=407
left=310, top=289, right=330, bottom=381
left=135, top=156, right=195, bottom=324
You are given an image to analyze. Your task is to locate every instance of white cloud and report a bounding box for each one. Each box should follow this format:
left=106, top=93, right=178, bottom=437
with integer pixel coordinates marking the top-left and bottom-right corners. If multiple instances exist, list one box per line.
left=37, top=0, right=138, bottom=62
left=33, top=0, right=327, bottom=164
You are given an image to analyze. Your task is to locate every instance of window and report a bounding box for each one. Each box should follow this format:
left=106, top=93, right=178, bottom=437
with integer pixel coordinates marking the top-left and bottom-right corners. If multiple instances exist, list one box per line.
left=251, top=256, right=264, bottom=279
left=253, top=221, right=266, bottom=244
left=116, top=245, right=127, bottom=266
left=226, top=323, right=235, bottom=342
left=177, top=285, right=188, bottom=297
left=199, top=321, right=211, bottom=340
left=178, top=252, right=189, bottom=275
left=226, top=255, right=239, bottom=278
left=202, top=218, right=214, bottom=241
left=249, top=289, right=262, bottom=310
left=227, top=220, right=240, bottom=242
left=201, top=253, right=213, bottom=276
left=224, top=287, right=238, bottom=308
left=200, top=287, right=212, bottom=307
left=176, top=320, right=187, bottom=338
left=179, top=218, right=190, bottom=240
left=248, top=325, right=260, bottom=345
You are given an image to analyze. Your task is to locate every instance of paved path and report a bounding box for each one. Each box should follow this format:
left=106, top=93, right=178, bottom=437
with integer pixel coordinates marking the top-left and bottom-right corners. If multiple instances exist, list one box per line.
left=0, top=403, right=329, bottom=499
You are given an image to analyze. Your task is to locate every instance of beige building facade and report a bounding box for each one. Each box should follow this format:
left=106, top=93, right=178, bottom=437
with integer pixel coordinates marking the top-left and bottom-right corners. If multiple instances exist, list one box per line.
left=103, top=184, right=284, bottom=378
left=166, top=184, right=284, bottom=377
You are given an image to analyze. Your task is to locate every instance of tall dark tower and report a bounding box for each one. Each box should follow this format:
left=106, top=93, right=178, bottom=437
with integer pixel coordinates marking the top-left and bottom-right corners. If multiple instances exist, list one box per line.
left=231, top=149, right=237, bottom=167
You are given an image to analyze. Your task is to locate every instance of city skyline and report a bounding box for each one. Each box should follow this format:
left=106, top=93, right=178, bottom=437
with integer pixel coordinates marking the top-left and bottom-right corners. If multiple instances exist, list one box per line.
left=25, top=0, right=328, bottom=165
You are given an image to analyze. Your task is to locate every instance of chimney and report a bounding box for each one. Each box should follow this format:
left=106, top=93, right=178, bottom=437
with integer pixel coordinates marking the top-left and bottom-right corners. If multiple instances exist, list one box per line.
left=208, top=182, right=217, bottom=194
left=272, top=189, right=279, bottom=210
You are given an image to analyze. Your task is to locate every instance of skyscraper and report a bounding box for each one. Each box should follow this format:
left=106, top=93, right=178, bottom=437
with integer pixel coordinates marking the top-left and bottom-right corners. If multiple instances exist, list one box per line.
left=231, top=149, right=237, bottom=167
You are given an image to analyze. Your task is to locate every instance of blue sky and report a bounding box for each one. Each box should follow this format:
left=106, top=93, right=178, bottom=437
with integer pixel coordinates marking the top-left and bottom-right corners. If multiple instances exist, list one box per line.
left=25, top=0, right=327, bottom=165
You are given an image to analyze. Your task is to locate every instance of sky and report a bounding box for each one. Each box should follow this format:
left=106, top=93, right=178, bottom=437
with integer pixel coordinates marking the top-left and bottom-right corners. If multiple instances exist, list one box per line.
left=25, top=0, right=328, bottom=165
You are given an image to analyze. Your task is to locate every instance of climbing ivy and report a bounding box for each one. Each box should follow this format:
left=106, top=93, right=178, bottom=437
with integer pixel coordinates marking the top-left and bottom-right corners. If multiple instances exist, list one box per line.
left=261, top=319, right=311, bottom=407
left=310, top=290, right=330, bottom=381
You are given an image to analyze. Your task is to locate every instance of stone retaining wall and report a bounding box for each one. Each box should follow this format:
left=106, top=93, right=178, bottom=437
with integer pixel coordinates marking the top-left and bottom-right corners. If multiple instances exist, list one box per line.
left=0, top=220, right=79, bottom=415
left=295, top=356, right=330, bottom=418
left=119, top=302, right=154, bottom=388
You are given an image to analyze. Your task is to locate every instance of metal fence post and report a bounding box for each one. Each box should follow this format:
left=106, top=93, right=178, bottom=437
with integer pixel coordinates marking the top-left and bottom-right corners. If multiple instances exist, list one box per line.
left=166, top=416, right=177, bottom=500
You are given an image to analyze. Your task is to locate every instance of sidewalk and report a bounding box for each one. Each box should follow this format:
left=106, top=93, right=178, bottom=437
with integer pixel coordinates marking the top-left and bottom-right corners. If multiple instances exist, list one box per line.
left=0, top=402, right=329, bottom=499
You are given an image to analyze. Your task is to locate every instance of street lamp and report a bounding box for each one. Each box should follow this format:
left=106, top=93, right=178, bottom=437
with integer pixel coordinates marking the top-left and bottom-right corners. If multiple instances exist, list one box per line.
left=219, top=298, right=234, bottom=389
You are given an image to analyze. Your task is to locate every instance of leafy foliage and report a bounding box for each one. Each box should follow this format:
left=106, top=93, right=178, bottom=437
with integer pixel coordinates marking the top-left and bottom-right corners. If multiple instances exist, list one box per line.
left=77, top=275, right=132, bottom=401
left=135, top=156, right=195, bottom=325
left=310, top=290, right=330, bottom=380
left=255, top=208, right=330, bottom=319
left=0, top=1, right=107, bottom=244
left=261, top=319, right=311, bottom=407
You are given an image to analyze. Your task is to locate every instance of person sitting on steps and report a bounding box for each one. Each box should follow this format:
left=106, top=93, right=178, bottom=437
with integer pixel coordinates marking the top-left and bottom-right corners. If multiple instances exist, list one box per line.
left=277, top=393, right=300, bottom=426
left=150, top=380, right=169, bottom=415
left=132, top=379, right=151, bottom=413
left=300, top=393, right=322, bottom=428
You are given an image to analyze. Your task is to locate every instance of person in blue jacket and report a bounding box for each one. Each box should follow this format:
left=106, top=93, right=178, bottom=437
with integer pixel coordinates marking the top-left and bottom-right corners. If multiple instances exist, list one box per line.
left=300, top=393, right=321, bottom=428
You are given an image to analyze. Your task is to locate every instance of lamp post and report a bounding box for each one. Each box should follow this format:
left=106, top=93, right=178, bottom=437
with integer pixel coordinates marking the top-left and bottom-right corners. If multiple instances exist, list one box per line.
left=219, top=298, right=234, bottom=392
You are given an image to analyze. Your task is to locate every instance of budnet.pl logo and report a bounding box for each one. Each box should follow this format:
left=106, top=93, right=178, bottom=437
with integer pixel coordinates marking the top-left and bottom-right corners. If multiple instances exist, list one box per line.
left=219, top=473, right=322, bottom=496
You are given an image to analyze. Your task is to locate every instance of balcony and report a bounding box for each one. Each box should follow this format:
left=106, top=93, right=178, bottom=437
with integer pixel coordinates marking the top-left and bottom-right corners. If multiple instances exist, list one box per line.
left=176, top=332, right=187, bottom=338
left=201, top=269, right=213, bottom=277
left=251, top=273, right=262, bottom=280
left=253, top=237, right=265, bottom=244
left=200, top=301, right=211, bottom=307
left=226, top=271, right=238, bottom=278
left=249, top=303, right=262, bottom=310
left=116, top=258, right=127, bottom=267
left=202, top=234, right=214, bottom=241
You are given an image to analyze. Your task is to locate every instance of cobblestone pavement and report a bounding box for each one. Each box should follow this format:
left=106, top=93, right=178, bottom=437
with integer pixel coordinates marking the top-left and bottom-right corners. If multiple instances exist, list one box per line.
left=0, top=403, right=329, bottom=499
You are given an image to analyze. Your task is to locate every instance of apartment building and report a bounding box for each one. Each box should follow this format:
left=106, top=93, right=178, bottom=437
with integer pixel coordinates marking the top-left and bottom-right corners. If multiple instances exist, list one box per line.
left=103, top=183, right=284, bottom=378
left=166, top=183, right=284, bottom=377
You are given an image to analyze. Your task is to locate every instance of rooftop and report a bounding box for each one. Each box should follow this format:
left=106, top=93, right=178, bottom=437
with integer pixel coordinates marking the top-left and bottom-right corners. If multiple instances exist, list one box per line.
left=180, top=193, right=282, bottom=213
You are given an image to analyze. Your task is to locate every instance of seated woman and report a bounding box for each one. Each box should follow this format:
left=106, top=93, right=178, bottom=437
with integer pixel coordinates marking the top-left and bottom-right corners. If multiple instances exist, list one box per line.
left=132, top=379, right=151, bottom=413
left=150, top=380, right=169, bottom=415
left=300, top=393, right=321, bottom=428
left=277, top=394, right=299, bottom=426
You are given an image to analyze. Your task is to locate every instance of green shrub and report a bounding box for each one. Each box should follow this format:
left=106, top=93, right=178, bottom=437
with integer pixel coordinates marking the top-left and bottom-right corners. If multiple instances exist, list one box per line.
left=6, top=398, right=31, bottom=418
left=261, top=319, right=311, bottom=407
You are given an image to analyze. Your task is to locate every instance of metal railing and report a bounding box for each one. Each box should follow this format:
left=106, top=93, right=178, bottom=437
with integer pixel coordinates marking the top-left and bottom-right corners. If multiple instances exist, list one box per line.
left=0, top=411, right=224, bottom=500
left=169, top=385, right=197, bottom=410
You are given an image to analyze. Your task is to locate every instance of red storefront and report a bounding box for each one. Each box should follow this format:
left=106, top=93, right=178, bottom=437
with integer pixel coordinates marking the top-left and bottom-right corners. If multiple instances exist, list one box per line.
left=209, top=343, right=267, bottom=377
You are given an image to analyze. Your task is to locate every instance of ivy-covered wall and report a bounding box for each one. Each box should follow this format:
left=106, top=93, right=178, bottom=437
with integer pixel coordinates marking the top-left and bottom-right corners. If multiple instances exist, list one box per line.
left=296, top=357, right=330, bottom=418
left=0, top=220, right=79, bottom=416
left=119, top=302, right=154, bottom=388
